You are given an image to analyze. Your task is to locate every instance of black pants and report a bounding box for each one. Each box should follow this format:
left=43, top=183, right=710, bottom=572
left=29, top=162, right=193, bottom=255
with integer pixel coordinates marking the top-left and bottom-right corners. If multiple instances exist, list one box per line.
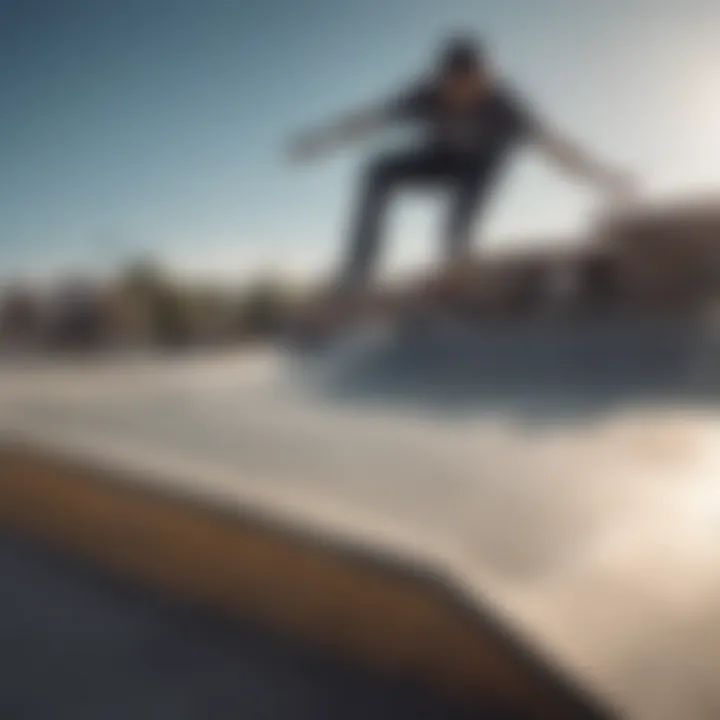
left=339, top=147, right=498, bottom=294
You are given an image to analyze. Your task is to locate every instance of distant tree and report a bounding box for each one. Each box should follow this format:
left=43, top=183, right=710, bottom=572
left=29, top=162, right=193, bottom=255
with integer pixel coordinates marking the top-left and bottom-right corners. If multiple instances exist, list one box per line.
left=236, top=275, right=294, bottom=338
left=119, top=257, right=167, bottom=300
left=183, top=285, right=236, bottom=345
left=114, top=260, right=304, bottom=347
left=117, top=258, right=194, bottom=348
left=0, top=283, right=43, bottom=347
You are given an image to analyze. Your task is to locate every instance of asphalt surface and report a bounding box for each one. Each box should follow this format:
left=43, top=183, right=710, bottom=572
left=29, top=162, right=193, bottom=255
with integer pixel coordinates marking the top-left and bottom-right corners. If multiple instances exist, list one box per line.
left=0, top=530, right=490, bottom=720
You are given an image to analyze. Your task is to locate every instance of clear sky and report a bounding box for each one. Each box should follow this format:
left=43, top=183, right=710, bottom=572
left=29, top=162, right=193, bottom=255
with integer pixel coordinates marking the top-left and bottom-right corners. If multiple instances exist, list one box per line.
left=1, top=0, right=719, bottom=284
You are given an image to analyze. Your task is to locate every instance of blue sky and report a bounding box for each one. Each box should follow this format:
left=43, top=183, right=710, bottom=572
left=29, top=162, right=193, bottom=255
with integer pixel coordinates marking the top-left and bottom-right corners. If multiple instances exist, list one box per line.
left=1, top=0, right=719, bottom=284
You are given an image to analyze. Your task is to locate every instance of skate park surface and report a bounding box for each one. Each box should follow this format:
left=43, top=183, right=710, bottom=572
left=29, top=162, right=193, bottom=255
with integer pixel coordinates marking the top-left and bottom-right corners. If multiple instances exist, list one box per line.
left=3, top=327, right=720, bottom=720
left=0, top=526, right=488, bottom=720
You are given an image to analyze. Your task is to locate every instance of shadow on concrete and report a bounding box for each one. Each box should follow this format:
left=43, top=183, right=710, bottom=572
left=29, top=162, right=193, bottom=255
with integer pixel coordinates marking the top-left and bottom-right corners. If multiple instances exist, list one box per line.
left=289, top=318, right=720, bottom=423
left=0, top=531, right=497, bottom=720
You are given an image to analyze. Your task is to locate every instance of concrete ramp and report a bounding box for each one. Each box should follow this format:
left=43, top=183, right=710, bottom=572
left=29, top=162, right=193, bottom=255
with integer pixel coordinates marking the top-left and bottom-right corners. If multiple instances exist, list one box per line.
left=3, top=348, right=720, bottom=718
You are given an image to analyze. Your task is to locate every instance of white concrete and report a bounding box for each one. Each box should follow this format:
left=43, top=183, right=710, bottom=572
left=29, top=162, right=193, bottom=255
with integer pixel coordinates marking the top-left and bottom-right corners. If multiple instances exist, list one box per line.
left=2, top=345, right=720, bottom=720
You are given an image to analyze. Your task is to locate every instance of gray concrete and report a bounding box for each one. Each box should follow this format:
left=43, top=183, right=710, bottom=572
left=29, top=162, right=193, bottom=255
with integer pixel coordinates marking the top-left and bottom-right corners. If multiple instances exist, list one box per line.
left=2, top=332, right=720, bottom=719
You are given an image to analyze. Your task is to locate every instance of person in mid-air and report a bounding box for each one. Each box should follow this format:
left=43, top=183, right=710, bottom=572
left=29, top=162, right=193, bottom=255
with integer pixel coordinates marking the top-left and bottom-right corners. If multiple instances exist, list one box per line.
left=288, top=35, right=634, bottom=304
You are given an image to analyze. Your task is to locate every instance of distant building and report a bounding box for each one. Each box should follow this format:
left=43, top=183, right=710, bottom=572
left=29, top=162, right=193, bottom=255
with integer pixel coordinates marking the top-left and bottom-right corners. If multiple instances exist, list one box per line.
left=0, top=284, right=45, bottom=350
left=380, top=195, right=720, bottom=321
left=601, top=196, right=720, bottom=313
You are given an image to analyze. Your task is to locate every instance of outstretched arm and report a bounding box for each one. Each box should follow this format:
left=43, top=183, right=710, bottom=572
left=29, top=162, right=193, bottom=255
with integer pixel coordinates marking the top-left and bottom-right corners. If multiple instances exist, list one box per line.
left=287, top=82, right=427, bottom=164
left=503, top=87, right=636, bottom=198
left=287, top=104, right=393, bottom=163
left=530, top=121, right=636, bottom=199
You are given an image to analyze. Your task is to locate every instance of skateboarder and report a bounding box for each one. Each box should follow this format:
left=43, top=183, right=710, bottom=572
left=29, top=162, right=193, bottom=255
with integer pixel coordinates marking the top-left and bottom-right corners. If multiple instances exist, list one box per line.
left=288, top=35, right=634, bottom=303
